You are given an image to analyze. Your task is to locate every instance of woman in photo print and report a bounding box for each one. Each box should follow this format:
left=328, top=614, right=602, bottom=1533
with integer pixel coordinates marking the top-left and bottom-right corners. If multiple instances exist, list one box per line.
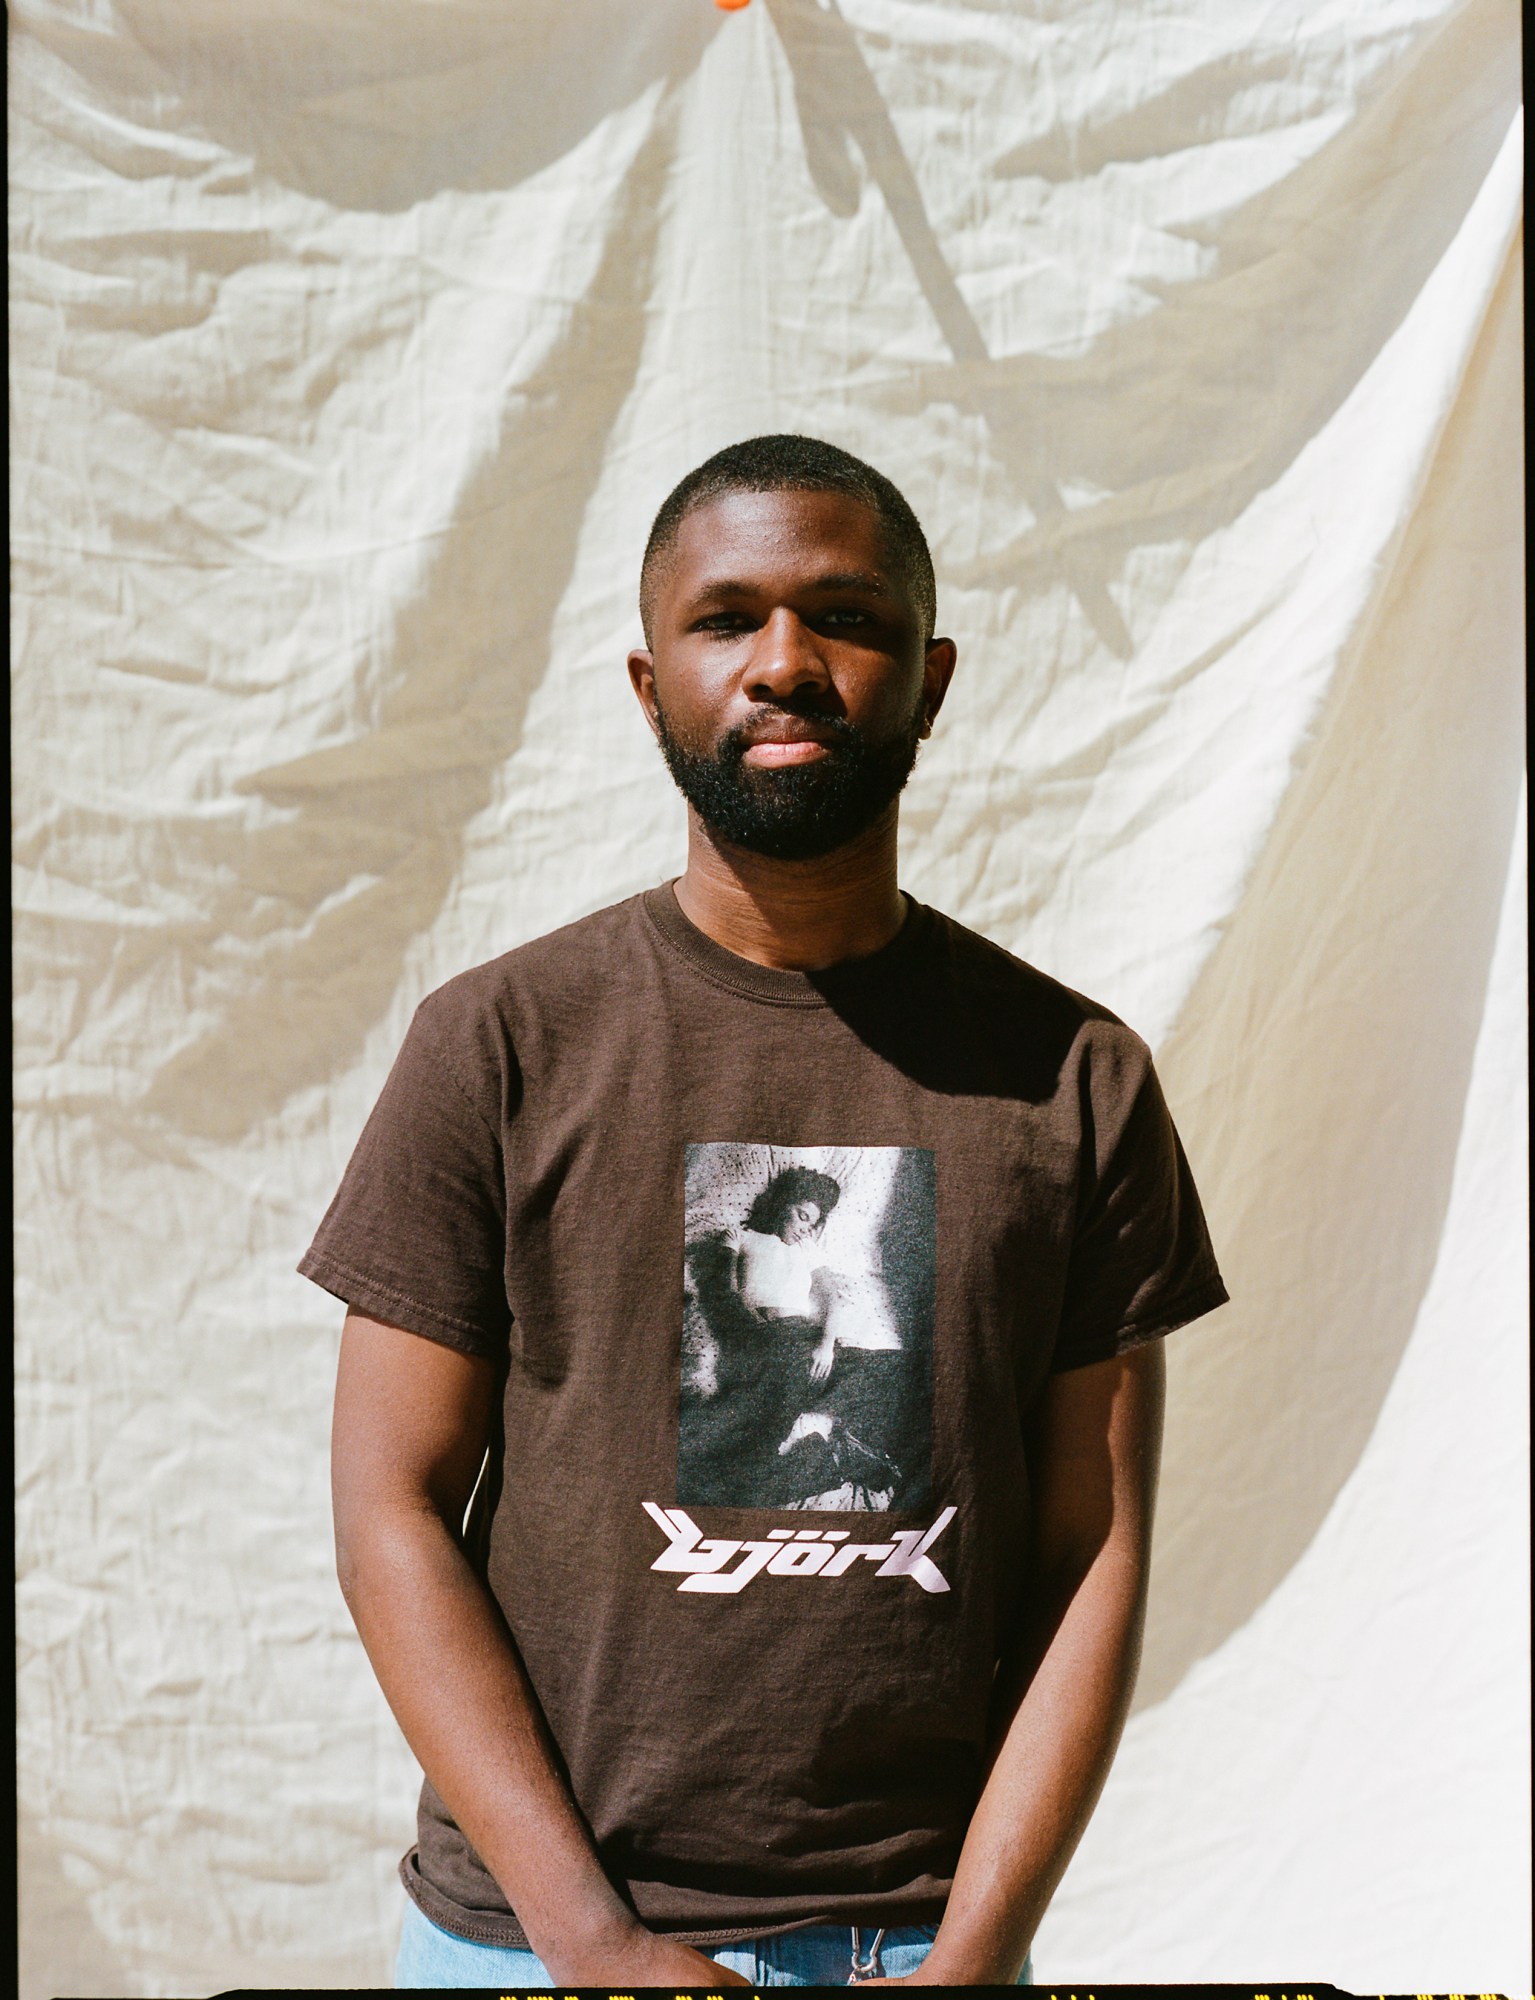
left=730, top=1166, right=900, bottom=1383
left=680, top=1147, right=933, bottom=1513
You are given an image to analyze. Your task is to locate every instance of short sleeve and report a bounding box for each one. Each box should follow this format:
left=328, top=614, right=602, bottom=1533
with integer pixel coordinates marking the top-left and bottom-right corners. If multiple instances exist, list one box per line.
left=298, top=1003, right=511, bottom=1360
left=1052, top=1050, right=1227, bottom=1373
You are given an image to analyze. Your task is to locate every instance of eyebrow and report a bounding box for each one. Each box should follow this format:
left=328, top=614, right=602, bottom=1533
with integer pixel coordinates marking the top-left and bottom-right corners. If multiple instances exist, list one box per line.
left=684, top=569, right=891, bottom=605
left=807, top=570, right=889, bottom=594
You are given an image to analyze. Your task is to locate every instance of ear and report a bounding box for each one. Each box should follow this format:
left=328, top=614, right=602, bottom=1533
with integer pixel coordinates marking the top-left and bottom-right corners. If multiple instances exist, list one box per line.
left=628, top=648, right=661, bottom=739
left=919, top=636, right=958, bottom=739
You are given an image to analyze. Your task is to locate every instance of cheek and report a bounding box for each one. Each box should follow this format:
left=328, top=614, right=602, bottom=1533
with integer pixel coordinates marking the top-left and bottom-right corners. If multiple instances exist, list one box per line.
left=655, top=652, right=744, bottom=743
left=836, top=656, right=925, bottom=731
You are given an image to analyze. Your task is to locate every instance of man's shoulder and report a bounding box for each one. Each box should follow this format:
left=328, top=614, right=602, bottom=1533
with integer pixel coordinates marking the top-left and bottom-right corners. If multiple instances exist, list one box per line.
left=906, top=903, right=1155, bottom=1109
left=410, top=891, right=650, bottom=1040
left=921, top=903, right=1144, bottom=1049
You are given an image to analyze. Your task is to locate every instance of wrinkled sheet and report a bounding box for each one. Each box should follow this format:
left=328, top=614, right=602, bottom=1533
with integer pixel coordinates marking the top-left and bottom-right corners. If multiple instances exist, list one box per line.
left=10, top=1, right=1526, bottom=1992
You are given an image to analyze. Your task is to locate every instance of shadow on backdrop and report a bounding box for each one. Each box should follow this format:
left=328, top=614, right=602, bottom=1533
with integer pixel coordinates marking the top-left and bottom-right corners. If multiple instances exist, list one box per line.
left=18, top=1808, right=131, bottom=2000
left=763, top=0, right=1135, bottom=657
left=765, top=0, right=1513, bottom=665
left=87, top=0, right=722, bottom=213
left=14, top=5, right=720, bottom=1144
left=1136, top=246, right=1524, bottom=1706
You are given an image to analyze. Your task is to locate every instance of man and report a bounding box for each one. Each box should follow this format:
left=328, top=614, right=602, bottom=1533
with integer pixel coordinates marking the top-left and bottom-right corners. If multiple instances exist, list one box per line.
left=307, top=435, right=1227, bottom=1987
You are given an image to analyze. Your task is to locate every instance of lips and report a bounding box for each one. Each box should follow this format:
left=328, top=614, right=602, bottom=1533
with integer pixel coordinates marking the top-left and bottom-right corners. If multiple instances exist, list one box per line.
left=742, top=739, right=834, bottom=766
left=735, top=719, right=846, bottom=768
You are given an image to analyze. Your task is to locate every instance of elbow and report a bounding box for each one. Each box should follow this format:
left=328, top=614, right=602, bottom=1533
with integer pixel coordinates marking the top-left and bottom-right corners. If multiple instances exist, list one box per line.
left=331, top=1467, right=395, bottom=1611
left=333, top=1490, right=392, bottom=1615
left=334, top=1518, right=366, bottom=1615
left=332, top=1491, right=450, bottom=1618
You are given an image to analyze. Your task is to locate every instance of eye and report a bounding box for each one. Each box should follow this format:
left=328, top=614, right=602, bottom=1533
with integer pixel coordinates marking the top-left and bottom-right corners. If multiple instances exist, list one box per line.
left=694, top=613, right=753, bottom=637
left=819, top=608, right=872, bottom=629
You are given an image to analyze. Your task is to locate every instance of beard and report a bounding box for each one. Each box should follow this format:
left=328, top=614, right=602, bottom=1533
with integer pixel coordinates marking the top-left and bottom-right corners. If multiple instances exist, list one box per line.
left=653, top=696, right=925, bottom=861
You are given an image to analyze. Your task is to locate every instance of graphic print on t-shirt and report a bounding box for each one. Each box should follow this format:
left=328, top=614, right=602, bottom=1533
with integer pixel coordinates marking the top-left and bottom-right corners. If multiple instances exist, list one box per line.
left=679, top=1143, right=934, bottom=1512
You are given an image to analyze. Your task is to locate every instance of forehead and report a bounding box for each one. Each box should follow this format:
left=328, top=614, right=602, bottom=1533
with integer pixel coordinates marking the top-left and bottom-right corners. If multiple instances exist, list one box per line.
left=666, top=487, right=894, bottom=597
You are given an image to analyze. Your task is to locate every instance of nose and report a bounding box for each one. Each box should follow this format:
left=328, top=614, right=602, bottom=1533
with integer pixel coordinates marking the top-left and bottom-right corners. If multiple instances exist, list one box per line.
left=743, top=608, right=832, bottom=704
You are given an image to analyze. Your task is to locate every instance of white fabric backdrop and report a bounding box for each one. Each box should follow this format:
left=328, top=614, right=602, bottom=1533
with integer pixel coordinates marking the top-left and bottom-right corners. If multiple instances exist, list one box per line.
left=11, top=0, right=1525, bottom=1992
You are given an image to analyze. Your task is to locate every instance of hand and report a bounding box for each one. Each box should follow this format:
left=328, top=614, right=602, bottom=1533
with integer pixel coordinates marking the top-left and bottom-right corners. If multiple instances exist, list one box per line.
left=544, top=1912, right=753, bottom=1988
left=869, top=1934, right=1032, bottom=1985
left=624, top=1931, right=754, bottom=1988
left=851, top=1932, right=1031, bottom=1985
left=809, top=1340, right=835, bottom=1381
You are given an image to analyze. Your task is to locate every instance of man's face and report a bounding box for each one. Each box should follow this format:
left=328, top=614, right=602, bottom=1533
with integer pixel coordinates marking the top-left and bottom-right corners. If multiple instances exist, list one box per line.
left=629, top=488, right=955, bottom=861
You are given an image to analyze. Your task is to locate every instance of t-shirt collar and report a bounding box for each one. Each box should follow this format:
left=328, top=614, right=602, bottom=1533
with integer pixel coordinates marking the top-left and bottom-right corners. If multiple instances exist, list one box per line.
left=641, top=879, right=928, bottom=1008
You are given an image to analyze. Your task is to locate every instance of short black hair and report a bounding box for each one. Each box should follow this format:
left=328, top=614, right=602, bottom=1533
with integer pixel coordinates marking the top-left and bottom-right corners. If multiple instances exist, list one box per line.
left=639, top=434, right=937, bottom=645
left=745, top=1165, right=842, bottom=1236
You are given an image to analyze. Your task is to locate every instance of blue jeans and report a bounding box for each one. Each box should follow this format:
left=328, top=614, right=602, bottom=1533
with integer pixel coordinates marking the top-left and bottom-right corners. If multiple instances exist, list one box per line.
left=396, top=1897, right=1033, bottom=1986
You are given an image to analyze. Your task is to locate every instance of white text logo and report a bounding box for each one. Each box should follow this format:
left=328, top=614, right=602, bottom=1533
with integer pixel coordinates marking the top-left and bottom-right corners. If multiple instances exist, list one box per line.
left=642, top=1502, right=956, bottom=1595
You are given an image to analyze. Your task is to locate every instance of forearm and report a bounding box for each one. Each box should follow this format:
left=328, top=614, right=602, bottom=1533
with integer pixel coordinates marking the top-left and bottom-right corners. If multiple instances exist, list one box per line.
left=924, top=1540, right=1150, bottom=1984
left=338, top=1510, right=637, bottom=1976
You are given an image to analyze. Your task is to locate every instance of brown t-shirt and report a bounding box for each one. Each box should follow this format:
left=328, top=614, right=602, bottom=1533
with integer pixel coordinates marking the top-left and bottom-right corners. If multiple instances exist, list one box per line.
left=300, top=883, right=1227, bottom=1948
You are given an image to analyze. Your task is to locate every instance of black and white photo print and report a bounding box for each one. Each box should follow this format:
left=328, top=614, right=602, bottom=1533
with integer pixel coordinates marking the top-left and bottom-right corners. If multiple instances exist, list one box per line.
left=679, top=1144, right=935, bottom=1512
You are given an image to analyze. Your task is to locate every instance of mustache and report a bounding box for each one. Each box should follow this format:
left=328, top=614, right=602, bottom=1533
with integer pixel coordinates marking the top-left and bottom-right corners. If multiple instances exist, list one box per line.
left=717, top=711, right=862, bottom=764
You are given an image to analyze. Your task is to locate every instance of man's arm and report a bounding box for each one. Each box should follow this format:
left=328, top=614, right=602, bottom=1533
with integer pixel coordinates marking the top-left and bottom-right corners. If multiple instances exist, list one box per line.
left=913, top=1339, right=1167, bottom=1985
left=331, top=1310, right=750, bottom=1987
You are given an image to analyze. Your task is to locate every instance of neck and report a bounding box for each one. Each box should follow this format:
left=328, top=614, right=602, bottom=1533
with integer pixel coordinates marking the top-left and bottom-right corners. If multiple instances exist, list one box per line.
left=673, top=807, right=906, bottom=971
